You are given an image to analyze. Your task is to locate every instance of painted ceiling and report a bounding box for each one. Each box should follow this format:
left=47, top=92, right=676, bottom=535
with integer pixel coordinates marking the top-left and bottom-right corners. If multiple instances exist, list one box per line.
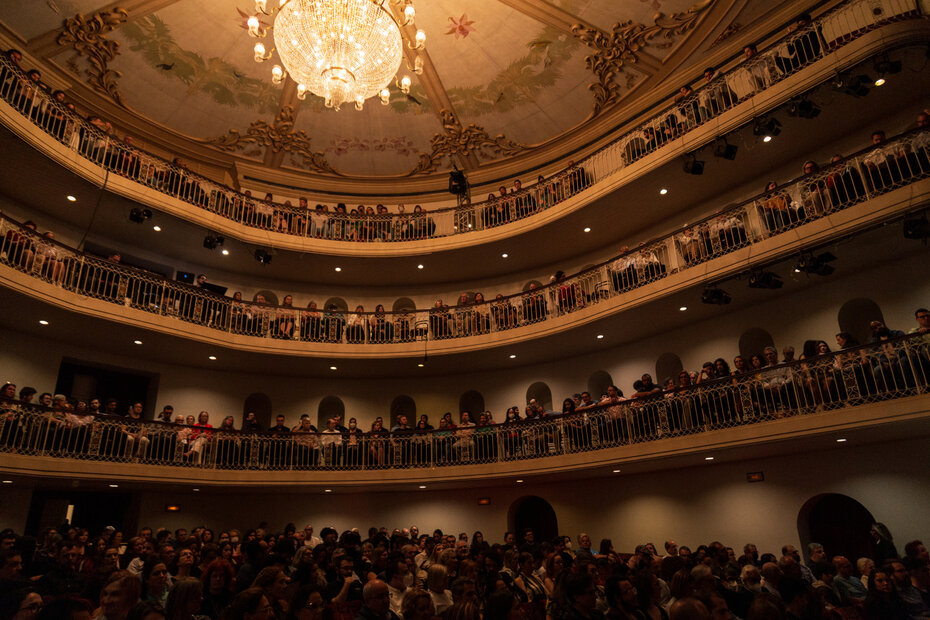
left=2, top=0, right=746, bottom=179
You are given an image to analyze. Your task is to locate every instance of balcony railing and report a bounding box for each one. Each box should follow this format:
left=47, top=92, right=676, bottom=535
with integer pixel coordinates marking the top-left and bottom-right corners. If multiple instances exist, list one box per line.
left=0, top=0, right=921, bottom=244
left=2, top=128, right=928, bottom=346
left=1, top=335, right=927, bottom=472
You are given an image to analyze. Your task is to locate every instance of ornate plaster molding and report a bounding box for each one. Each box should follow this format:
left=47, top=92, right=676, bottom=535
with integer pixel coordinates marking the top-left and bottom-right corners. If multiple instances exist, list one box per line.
left=711, top=22, right=743, bottom=47
left=408, top=109, right=526, bottom=176
left=56, top=8, right=130, bottom=105
left=570, top=0, right=713, bottom=116
left=206, top=106, right=335, bottom=175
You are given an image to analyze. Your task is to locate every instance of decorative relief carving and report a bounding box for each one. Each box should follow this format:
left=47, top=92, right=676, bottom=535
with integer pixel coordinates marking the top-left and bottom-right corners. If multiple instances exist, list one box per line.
left=56, top=8, right=129, bottom=105
left=408, top=109, right=526, bottom=176
left=570, top=0, right=713, bottom=116
left=206, top=106, right=335, bottom=174
left=711, top=22, right=742, bottom=47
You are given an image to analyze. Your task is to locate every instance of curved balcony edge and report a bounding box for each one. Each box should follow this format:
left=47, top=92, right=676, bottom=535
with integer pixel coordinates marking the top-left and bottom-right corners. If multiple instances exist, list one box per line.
left=1, top=177, right=926, bottom=358
left=0, top=16, right=927, bottom=256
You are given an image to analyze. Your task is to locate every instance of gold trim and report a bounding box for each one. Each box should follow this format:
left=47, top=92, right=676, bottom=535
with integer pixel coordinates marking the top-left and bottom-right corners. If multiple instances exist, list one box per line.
left=206, top=106, right=335, bottom=175
left=408, top=109, right=526, bottom=176
left=571, top=0, right=713, bottom=116
left=711, top=22, right=743, bottom=47
left=55, top=8, right=130, bottom=106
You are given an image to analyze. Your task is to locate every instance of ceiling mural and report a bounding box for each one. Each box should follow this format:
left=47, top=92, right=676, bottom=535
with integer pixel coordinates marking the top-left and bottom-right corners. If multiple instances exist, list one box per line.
left=2, top=0, right=728, bottom=179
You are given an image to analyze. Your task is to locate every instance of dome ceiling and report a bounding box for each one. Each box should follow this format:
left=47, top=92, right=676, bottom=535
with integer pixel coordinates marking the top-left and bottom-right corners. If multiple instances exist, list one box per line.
left=2, top=0, right=758, bottom=181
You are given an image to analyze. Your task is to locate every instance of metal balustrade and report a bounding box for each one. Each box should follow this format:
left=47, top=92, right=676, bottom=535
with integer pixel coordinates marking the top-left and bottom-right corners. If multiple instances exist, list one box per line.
left=2, top=128, right=927, bottom=346
left=0, top=0, right=921, bottom=245
left=1, top=336, right=927, bottom=472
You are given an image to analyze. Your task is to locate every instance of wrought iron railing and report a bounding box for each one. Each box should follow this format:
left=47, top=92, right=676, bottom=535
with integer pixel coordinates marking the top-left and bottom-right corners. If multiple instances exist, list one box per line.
left=1, top=335, right=927, bottom=471
left=2, top=128, right=927, bottom=345
left=0, top=0, right=921, bottom=244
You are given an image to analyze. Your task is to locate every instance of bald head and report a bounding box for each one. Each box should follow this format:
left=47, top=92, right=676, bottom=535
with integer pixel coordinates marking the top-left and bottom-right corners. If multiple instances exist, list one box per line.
left=670, top=598, right=711, bottom=620
left=363, top=579, right=391, bottom=615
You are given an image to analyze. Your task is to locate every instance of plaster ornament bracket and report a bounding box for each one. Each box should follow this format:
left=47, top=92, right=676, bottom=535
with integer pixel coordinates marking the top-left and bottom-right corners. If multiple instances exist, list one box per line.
left=55, top=8, right=130, bottom=106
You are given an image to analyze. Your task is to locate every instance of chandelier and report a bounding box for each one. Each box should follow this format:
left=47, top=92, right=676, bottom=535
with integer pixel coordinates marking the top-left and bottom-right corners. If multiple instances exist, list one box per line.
left=247, top=0, right=425, bottom=111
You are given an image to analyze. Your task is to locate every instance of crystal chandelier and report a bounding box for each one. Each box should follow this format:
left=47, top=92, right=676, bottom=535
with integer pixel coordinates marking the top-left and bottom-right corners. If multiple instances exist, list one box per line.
left=247, top=0, right=425, bottom=111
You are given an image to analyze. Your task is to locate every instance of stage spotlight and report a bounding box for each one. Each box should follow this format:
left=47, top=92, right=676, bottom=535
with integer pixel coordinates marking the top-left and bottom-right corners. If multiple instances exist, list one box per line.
left=701, top=286, right=731, bottom=305
left=748, top=269, right=783, bottom=290
left=753, top=117, right=782, bottom=141
left=787, top=96, right=820, bottom=119
left=203, top=234, right=225, bottom=250
left=713, top=137, right=738, bottom=160
left=795, top=252, right=836, bottom=276
left=831, top=72, right=870, bottom=97
left=129, top=208, right=152, bottom=223
left=683, top=154, right=704, bottom=175
left=254, top=249, right=272, bottom=265
left=448, top=168, right=468, bottom=196
left=873, top=54, right=902, bottom=85
left=903, top=215, right=930, bottom=241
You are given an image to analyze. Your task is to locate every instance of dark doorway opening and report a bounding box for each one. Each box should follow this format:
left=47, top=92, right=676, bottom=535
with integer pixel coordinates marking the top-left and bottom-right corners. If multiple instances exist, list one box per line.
left=798, top=493, right=875, bottom=562
left=509, top=496, right=558, bottom=543
left=243, top=393, right=273, bottom=428
left=25, top=489, right=132, bottom=537
left=56, top=358, right=159, bottom=418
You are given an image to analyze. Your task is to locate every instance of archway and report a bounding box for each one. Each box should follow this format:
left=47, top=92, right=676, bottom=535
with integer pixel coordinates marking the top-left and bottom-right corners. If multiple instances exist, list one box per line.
left=838, top=298, right=884, bottom=346
left=392, top=297, right=416, bottom=313
left=655, top=353, right=684, bottom=387
left=522, top=280, right=543, bottom=292
left=317, top=395, right=346, bottom=429
left=254, top=290, right=278, bottom=306
left=798, top=493, right=875, bottom=562
left=459, top=390, right=485, bottom=416
left=587, top=371, right=613, bottom=398
left=243, top=393, right=272, bottom=428
left=526, top=382, right=553, bottom=411
left=390, top=395, right=417, bottom=425
left=739, top=327, right=775, bottom=360
left=323, top=297, right=348, bottom=313
left=509, top=496, right=558, bottom=543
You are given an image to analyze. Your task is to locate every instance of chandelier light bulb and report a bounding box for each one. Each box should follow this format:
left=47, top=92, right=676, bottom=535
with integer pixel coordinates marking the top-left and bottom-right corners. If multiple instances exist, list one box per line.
left=400, top=75, right=411, bottom=93
left=247, top=16, right=261, bottom=36
left=253, top=42, right=267, bottom=62
left=404, top=4, right=415, bottom=23
left=355, top=95, right=365, bottom=111
left=297, top=83, right=308, bottom=99
left=380, top=88, right=391, bottom=105
left=271, top=64, right=285, bottom=83
left=414, top=29, right=426, bottom=49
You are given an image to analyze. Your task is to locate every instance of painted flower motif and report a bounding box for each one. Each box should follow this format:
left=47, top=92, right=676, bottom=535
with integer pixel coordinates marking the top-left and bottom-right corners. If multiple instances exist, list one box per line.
left=446, top=14, right=476, bottom=39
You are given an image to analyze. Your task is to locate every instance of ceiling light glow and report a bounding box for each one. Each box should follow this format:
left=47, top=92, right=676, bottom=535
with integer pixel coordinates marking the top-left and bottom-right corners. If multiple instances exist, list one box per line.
left=133, top=340, right=143, bottom=345
left=509, top=354, right=516, bottom=359
left=39, top=320, right=49, bottom=325
left=66, top=195, right=77, bottom=202
left=679, top=306, right=688, bottom=311
left=208, top=356, right=217, bottom=361
left=583, top=227, right=591, bottom=233
left=501, top=253, right=509, bottom=258
left=221, top=249, right=229, bottom=255
left=334, top=267, right=342, bottom=272
left=153, top=225, right=162, bottom=232
left=704, top=456, right=714, bottom=461
left=417, top=264, right=424, bottom=269
left=659, top=188, right=668, bottom=195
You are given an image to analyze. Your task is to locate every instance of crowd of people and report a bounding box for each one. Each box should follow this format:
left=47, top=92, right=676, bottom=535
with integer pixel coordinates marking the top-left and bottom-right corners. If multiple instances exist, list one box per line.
left=1, top=517, right=928, bottom=620
left=1, top=311, right=927, bottom=470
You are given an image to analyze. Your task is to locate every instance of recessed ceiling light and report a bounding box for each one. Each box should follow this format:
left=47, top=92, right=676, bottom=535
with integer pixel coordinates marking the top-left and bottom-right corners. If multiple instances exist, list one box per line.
left=133, top=340, right=143, bottom=345
left=583, top=227, right=591, bottom=233
left=509, top=354, right=516, bottom=359
left=612, top=469, right=621, bottom=473
left=221, top=249, right=229, bottom=256
left=153, top=225, right=161, bottom=232
left=516, top=479, right=524, bottom=483
left=679, top=306, right=688, bottom=312
left=836, top=438, right=847, bottom=443
left=596, top=334, right=604, bottom=339
left=109, top=483, right=119, bottom=488
left=1, top=480, right=12, bottom=484
left=192, top=488, right=200, bottom=492
left=330, top=366, right=337, bottom=370
left=418, top=485, right=426, bottom=489
left=39, top=320, right=49, bottom=325
left=334, top=267, right=342, bottom=272
left=66, top=195, right=77, bottom=202
left=763, top=135, right=773, bottom=143
left=874, top=77, right=885, bottom=86
left=324, top=489, right=332, bottom=493
left=501, top=253, right=509, bottom=258
left=417, top=363, right=424, bottom=368
left=704, top=456, right=714, bottom=461
left=417, top=264, right=424, bottom=269
left=659, top=188, right=668, bottom=195
left=208, top=356, right=217, bottom=361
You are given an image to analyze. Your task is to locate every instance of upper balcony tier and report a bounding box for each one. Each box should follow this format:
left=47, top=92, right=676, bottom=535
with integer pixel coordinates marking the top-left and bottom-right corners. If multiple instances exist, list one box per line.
left=1, top=0, right=928, bottom=259
left=2, top=129, right=929, bottom=360
left=1, top=334, right=928, bottom=486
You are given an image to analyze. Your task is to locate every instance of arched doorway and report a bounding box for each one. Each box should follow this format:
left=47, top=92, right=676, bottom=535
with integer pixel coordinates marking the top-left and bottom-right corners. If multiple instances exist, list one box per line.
left=317, top=395, right=346, bottom=429
left=655, top=353, right=684, bottom=386
left=392, top=297, right=416, bottom=313
left=254, top=290, right=279, bottom=306
left=838, top=298, right=884, bottom=346
left=739, top=327, right=775, bottom=360
left=798, top=493, right=875, bottom=562
left=323, top=297, right=349, bottom=313
left=459, top=390, right=485, bottom=416
left=526, top=382, right=553, bottom=410
left=390, top=395, right=417, bottom=425
left=243, top=393, right=272, bottom=428
left=509, top=496, right=558, bottom=543
left=587, top=371, right=613, bottom=398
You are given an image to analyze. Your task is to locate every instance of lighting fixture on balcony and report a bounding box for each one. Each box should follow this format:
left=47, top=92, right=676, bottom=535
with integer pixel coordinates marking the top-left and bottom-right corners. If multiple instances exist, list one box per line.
left=831, top=72, right=870, bottom=97
left=795, top=252, right=836, bottom=276
left=787, top=96, right=821, bottom=119
left=872, top=54, right=901, bottom=86
left=203, top=234, right=225, bottom=250
left=683, top=153, right=704, bottom=175
left=128, top=208, right=152, bottom=223
left=753, top=117, right=781, bottom=142
left=254, top=248, right=273, bottom=265
left=701, top=286, right=731, bottom=306
left=748, top=269, right=783, bottom=290
left=244, top=0, right=427, bottom=111
left=713, top=136, right=738, bottom=160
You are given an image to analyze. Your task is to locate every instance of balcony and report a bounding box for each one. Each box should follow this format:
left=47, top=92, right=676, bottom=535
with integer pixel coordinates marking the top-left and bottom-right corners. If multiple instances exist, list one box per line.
left=1, top=335, right=928, bottom=486
left=0, top=0, right=926, bottom=257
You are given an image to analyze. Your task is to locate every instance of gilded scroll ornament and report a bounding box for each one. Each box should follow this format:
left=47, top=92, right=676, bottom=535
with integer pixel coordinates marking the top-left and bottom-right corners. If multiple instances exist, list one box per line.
left=408, top=109, right=526, bottom=176
left=56, top=9, right=129, bottom=105
left=207, top=106, right=334, bottom=174
left=570, top=0, right=713, bottom=116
